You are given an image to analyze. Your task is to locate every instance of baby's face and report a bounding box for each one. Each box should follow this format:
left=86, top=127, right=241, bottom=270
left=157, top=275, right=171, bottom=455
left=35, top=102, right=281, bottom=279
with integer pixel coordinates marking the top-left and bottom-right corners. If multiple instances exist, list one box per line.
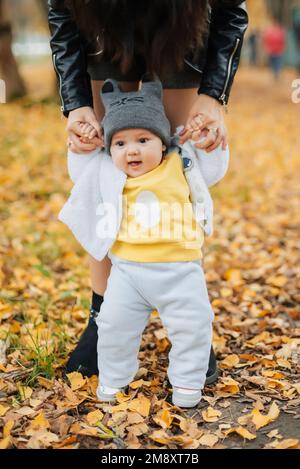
left=110, top=128, right=166, bottom=178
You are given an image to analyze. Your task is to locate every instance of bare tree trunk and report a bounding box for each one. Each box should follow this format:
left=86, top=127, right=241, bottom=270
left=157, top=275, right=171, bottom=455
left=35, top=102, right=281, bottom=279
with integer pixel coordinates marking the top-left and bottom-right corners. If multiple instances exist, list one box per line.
left=0, top=0, right=26, bottom=100
left=36, top=0, right=59, bottom=97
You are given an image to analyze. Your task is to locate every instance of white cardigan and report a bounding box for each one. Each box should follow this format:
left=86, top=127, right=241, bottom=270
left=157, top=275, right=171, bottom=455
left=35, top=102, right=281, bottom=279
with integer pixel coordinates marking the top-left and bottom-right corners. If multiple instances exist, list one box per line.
left=58, top=132, right=229, bottom=261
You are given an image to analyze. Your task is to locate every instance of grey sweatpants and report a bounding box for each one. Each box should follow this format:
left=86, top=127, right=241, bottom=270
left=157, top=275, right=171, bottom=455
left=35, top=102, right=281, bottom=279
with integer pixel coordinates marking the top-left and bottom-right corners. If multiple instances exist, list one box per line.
left=96, top=252, right=214, bottom=390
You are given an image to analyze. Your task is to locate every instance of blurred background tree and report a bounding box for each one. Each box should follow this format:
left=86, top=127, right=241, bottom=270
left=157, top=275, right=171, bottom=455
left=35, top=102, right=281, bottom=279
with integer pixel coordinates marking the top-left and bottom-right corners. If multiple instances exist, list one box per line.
left=0, top=0, right=26, bottom=100
left=266, top=0, right=298, bottom=26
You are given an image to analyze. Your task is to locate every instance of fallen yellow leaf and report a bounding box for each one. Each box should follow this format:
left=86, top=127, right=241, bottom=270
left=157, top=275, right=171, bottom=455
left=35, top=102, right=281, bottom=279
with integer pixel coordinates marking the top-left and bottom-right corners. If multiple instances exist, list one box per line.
left=29, top=412, right=50, bottom=432
left=37, top=377, right=54, bottom=389
left=127, top=422, right=148, bottom=436
left=0, top=436, right=11, bottom=449
left=266, top=275, right=287, bottom=287
left=202, top=406, right=222, bottom=423
left=267, top=429, right=282, bottom=439
left=220, top=354, right=240, bottom=368
left=149, top=430, right=194, bottom=447
left=223, top=269, right=244, bottom=285
left=198, top=433, right=219, bottom=448
left=3, top=420, right=14, bottom=438
left=0, top=404, right=10, bottom=417
left=262, top=370, right=285, bottom=379
left=78, top=427, right=99, bottom=437
left=276, top=358, right=291, bottom=369
left=274, top=439, right=300, bottom=449
left=128, top=395, right=151, bottom=417
left=67, top=371, right=86, bottom=391
left=153, top=409, right=173, bottom=429
left=225, top=426, right=256, bottom=440
left=110, top=402, right=128, bottom=413
left=149, top=429, right=170, bottom=445
left=293, top=383, right=300, bottom=394
left=127, top=412, right=144, bottom=425
left=116, top=391, right=131, bottom=403
left=220, top=287, right=232, bottom=298
left=217, top=377, right=240, bottom=394
left=86, top=409, right=104, bottom=426
left=129, top=379, right=145, bottom=389
left=239, top=401, right=280, bottom=430
left=156, top=337, right=170, bottom=352
left=179, top=419, right=200, bottom=438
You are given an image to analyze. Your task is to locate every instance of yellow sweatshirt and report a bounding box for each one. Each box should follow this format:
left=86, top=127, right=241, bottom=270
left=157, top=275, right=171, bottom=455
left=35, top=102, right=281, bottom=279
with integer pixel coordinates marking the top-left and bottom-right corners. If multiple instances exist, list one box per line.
left=110, top=151, right=204, bottom=262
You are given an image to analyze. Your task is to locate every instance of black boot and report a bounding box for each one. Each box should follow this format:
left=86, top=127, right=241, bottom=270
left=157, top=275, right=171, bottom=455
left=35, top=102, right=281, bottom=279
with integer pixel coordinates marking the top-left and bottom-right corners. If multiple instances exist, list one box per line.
left=65, top=306, right=99, bottom=377
left=205, top=346, right=219, bottom=385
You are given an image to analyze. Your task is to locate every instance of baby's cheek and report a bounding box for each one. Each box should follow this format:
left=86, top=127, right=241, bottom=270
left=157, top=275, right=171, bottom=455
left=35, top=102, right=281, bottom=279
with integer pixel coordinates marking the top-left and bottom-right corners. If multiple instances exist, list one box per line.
left=112, top=154, right=125, bottom=171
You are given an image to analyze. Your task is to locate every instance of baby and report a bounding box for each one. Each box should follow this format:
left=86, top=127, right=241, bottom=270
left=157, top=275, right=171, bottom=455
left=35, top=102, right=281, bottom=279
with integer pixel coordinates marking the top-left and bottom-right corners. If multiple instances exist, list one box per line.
left=59, top=78, right=229, bottom=407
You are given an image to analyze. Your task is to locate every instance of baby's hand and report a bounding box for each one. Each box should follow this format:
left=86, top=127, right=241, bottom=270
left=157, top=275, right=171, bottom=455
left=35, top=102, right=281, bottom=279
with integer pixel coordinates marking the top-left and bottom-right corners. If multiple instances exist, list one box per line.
left=180, top=115, right=218, bottom=150
left=79, top=122, right=104, bottom=147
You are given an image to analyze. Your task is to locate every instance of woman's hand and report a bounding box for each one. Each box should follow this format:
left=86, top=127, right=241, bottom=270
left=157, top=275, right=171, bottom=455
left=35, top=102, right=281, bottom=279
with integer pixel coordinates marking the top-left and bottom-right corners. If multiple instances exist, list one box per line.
left=179, top=94, right=228, bottom=152
left=67, top=106, right=103, bottom=154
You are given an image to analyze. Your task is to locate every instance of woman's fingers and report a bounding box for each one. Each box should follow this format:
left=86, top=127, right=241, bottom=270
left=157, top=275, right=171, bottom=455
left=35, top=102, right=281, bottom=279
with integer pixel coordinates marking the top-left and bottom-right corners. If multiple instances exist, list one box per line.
left=67, top=120, right=103, bottom=152
left=79, top=122, right=96, bottom=138
left=68, top=132, right=98, bottom=153
left=178, top=94, right=229, bottom=152
left=180, top=114, right=214, bottom=144
left=189, top=116, right=202, bottom=131
left=88, top=118, right=102, bottom=139
left=80, top=135, right=103, bottom=146
left=195, top=130, right=221, bottom=152
left=67, top=106, right=103, bottom=151
left=180, top=115, right=226, bottom=152
left=190, top=129, right=203, bottom=141
left=192, top=114, right=204, bottom=128
left=194, top=127, right=227, bottom=152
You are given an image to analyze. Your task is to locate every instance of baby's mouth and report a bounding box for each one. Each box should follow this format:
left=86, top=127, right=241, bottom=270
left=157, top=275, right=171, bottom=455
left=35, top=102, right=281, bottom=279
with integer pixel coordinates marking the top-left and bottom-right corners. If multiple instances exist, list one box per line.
left=128, top=161, right=142, bottom=167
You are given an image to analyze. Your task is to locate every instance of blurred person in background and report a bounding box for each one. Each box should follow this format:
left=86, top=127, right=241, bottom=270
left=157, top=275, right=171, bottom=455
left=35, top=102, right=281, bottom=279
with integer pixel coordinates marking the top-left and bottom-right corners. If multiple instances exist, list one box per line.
left=263, top=19, right=286, bottom=81
left=48, top=0, right=248, bottom=381
left=292, top=8, right=300, bottom=73
left=248, top=30, right=259, bottom=66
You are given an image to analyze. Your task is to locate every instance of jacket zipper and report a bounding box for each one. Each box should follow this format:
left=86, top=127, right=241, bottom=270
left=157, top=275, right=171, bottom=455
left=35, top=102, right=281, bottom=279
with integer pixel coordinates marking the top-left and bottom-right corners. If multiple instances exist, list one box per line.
left=219, top=37, right=240, bottom=112
left=53, top=53, right=65, bottom=113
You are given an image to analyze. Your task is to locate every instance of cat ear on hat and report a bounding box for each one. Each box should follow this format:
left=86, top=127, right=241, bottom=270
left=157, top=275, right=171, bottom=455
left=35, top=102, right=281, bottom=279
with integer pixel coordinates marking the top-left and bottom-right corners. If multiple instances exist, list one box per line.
left=101, top=79, right=122, bottom=106
left=141, top=74, right=163, bottom=100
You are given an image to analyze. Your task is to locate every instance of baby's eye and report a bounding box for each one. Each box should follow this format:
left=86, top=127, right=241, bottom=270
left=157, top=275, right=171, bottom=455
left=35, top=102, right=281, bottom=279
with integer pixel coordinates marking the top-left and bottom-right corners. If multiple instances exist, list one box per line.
left=115, top=141, right=124, bottom=147
left=139, top=138, right=149, bottom=143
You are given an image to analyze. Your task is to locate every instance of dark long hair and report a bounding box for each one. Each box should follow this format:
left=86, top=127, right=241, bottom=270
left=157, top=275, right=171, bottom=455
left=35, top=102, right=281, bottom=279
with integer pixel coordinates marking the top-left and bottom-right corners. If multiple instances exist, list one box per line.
left=66, top=0, right=209, bottom=75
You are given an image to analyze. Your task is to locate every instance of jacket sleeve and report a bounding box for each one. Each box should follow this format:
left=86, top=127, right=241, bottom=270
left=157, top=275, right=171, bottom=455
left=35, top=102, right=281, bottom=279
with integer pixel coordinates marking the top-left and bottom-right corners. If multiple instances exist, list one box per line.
left=48, top=0, right=93, bottom=116
left=199, top=1, right=248, bottom=106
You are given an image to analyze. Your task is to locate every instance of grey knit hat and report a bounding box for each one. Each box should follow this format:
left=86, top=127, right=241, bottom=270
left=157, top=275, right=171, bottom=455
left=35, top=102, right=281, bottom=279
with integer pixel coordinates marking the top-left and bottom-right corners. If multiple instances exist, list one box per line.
left=101, top=77, right=171, bottom=152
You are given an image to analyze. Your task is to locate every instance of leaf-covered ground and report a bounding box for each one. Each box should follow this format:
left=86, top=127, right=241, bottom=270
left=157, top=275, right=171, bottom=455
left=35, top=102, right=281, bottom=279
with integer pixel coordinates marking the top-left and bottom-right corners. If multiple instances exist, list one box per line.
left=0, top=65, right=299, bottom=449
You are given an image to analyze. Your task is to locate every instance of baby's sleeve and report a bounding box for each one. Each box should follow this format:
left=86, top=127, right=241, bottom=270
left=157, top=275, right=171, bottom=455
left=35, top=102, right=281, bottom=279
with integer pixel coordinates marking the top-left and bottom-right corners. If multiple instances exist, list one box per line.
left=67, top=148, right=101, bottom=184
left=193, top=142, right=230, bottom=187
left=173, top=127, right=229, bottom=187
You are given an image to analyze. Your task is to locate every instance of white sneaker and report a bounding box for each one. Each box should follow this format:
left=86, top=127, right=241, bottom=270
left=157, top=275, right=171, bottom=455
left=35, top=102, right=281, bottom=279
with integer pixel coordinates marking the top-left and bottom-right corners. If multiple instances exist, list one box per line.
left=96, top=384, right=122, bottom=402
left=172, top=387, right=202, bottom=408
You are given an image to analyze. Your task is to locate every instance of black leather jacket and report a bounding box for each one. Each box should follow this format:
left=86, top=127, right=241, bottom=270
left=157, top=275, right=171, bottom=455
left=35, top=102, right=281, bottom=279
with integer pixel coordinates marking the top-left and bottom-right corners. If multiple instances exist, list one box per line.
left=48, top=0, right=248, bottom=117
